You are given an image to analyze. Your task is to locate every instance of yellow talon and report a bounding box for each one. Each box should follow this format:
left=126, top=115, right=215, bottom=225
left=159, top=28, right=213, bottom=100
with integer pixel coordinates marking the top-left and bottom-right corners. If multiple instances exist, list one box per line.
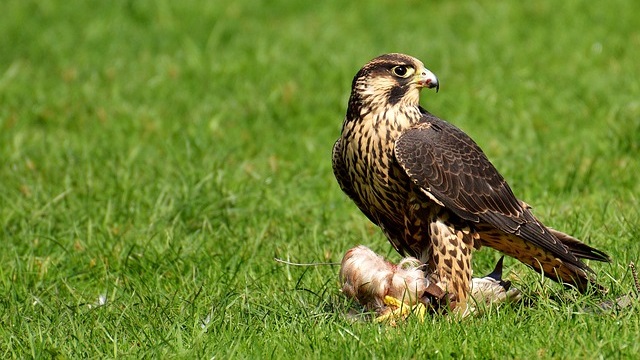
left=374, top=296, right=426, bottom=324
left=383, top=295, right=404, bottom=308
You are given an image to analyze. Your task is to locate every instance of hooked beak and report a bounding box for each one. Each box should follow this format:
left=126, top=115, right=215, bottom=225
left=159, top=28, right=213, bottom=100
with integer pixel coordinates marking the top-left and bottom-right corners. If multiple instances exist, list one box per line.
left=416, top=67, right=439, bottom=92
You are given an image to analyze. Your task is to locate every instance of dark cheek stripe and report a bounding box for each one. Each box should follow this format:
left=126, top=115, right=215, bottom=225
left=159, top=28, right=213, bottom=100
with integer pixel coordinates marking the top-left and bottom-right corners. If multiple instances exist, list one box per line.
left=388, top=85, right=406, bottom=106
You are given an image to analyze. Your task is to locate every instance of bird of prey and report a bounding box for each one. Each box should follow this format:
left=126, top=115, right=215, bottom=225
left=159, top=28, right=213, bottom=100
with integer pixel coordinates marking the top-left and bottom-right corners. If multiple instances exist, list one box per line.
left=332, top=53, right=610, bottom=311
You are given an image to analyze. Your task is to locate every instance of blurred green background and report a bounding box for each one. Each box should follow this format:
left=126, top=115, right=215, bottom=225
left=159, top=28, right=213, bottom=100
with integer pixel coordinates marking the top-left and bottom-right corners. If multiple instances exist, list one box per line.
left=1, top=0, right=639, bottom=358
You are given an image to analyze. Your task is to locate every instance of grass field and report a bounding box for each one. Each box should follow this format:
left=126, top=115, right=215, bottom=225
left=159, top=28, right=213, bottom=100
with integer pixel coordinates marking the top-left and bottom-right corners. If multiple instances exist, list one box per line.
left=2, top=0, right=640, bottom=358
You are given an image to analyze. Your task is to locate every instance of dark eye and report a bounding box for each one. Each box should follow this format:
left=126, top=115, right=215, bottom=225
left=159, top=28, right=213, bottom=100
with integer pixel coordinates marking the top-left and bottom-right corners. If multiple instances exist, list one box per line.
left=391, top=65, right=413, bottom=78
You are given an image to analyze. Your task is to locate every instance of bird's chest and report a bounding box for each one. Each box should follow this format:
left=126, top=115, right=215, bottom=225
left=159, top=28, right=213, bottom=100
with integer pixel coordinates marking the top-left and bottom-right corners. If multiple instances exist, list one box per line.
left=342, top=119, right=413, bottom=224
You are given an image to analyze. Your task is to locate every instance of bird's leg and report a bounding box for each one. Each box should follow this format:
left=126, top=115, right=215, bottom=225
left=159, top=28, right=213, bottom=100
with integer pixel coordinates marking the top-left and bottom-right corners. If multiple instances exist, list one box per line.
left=427, top=218, right=476, bottom=314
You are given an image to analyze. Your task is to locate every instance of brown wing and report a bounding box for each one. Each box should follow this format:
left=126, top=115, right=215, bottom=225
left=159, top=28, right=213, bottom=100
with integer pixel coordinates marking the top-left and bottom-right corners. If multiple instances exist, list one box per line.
left=394, top=111, right=589, bottom=271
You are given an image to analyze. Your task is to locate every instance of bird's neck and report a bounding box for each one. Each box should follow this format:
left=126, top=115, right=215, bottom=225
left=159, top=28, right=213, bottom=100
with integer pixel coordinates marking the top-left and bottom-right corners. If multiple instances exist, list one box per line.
left=346, top=91, right=423, bottom=130
left=345, top=74, right=423, bottom=121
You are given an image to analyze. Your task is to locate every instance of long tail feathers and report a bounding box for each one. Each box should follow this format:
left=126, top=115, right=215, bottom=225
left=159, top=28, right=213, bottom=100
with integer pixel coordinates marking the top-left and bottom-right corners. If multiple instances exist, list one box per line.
left=548, top=228, right=610, bottom=293
left=548, top=228, right=610, bottom=263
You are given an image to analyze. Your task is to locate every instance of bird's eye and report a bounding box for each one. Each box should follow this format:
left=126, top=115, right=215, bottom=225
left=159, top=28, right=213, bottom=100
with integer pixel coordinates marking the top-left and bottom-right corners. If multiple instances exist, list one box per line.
left=391, top=65, right=414, bottom=78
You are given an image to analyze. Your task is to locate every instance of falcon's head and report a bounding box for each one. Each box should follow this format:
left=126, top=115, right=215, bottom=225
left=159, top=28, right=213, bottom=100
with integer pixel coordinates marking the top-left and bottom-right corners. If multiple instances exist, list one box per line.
left=347, top=53, right=439, bottom=119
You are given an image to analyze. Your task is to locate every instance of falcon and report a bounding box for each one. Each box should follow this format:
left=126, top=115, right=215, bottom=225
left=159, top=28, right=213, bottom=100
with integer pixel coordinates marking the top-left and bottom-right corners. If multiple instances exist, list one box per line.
left=332, top=53, right=610, bottom=311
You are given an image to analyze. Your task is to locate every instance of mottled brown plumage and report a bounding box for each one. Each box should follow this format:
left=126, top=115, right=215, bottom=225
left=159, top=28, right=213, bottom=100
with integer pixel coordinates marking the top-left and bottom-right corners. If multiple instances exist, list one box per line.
left=332, top=53, right=610, bottom=310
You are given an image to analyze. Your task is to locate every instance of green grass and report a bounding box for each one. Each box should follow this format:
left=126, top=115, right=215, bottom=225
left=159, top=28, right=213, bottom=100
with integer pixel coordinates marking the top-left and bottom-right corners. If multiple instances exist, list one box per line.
left=1, top=0, right=640, bottom=358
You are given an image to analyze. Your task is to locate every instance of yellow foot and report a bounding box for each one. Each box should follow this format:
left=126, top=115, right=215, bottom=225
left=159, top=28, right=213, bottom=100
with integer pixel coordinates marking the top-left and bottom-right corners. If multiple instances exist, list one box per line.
left=375, top=296, right=427, bottom=324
